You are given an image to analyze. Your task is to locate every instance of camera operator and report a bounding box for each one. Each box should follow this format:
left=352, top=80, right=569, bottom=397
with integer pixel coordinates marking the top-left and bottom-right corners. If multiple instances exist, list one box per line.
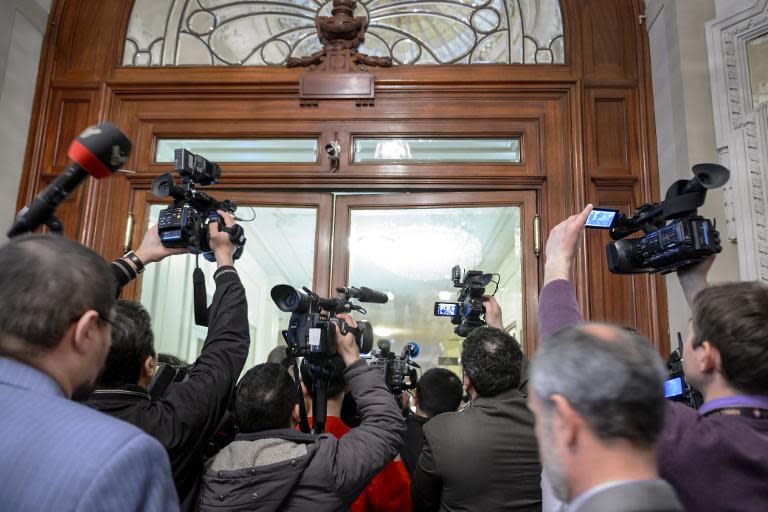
left=539, top=205, right=768, bottom=511
left=0, top=235, right=178, bottom=511
left=199, top=314, right=405, bottom=511
left=87, top=211, right=251, bottom=511
left=411, top=321, right=541, bottom=510
left=401, top=368, right=463, bottom=477
left=300, top=355, right=412, bottom=512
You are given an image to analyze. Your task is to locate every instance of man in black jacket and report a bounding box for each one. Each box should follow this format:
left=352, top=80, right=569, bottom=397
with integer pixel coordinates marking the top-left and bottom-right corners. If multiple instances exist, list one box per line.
left=87, top=212, right=250, bottom=511
left=401, top=367, right=463, bottom=477
left=411, top=311, right=542, bottom=511
left=199, top=314, right=405, bottom=511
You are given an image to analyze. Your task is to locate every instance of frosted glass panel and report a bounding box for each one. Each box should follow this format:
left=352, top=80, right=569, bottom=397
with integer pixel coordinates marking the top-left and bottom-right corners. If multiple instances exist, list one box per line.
left=123, top=0, right=565, bottom=66
left=139, top=204, right=317, bottom=371
left=747, top=33, right=768, bottom=109
left=346, top=206, right=524, bottom=376
left=155, top=139, right=318, bottom=163
left=354, top=138, right=521, bottom=163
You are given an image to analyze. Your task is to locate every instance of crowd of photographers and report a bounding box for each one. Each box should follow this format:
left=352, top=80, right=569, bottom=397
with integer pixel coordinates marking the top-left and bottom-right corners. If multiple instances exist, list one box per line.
left=1, top=203, right=767, bottom=512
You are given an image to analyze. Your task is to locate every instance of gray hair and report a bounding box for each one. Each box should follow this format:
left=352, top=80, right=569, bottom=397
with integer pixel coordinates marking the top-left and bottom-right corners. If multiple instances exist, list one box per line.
left=0, top=235, right=115, bottom=355
left=530, top=323, right=667, bottom=447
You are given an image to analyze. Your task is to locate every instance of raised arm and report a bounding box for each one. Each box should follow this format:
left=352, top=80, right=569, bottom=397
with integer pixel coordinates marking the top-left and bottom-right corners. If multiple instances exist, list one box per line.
left=676, top=255, right=715, bottom=307
left=538, top=205, right=593, bottom=338
left=162, top=211, right=250, bottom=429
left=329, top=314, right=406, bottom=502
left=111, top=223, right=187, bottom=296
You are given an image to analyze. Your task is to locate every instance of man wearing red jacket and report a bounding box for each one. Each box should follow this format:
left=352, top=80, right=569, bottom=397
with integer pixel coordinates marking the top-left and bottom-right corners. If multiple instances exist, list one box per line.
left=301, top=356, right=413, bottom=512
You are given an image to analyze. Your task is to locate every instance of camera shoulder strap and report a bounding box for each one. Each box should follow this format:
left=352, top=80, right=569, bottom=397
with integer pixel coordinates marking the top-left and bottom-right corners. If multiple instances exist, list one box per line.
left=193, top=255, right=209, bottom=327
left=293, top=358, right=311, bottom=434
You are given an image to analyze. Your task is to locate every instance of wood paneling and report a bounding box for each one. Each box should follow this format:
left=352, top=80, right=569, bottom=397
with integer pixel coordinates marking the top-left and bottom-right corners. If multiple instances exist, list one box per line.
left=585, top=88, right=639, bottom=177
left=42, top=89, right=96, bottom=174
left=17, top=0, right=669, bottom=353
left=579, top=0, right=638, bottom=83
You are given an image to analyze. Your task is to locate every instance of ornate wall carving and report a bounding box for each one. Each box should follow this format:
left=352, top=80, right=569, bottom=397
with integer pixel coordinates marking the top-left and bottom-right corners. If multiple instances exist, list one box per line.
left=707, top=0, right=768, bottom=281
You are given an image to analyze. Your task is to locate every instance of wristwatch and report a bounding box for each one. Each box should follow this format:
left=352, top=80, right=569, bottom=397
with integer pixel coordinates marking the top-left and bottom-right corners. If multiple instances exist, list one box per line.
left=123, top=251, right=145, bottom=274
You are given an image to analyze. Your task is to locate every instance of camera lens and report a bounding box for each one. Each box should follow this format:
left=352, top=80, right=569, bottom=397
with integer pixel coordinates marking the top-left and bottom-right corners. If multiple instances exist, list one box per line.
left=271, top=285, right=309, bottom=313
left=151, top=173, right=175, bottom=198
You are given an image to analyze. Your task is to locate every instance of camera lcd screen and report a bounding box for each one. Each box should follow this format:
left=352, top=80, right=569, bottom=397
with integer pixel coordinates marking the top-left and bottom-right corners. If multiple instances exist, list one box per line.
left=434, top=302, right=459, bottom=317
left=664, top=376, right=684, bottom=398
left=585, top=208, right=618, bottom=229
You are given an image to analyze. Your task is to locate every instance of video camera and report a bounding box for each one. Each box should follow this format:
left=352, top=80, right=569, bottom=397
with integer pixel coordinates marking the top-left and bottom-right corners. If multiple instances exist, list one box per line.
left=368, top=339, right=420, bottom=396
left=665, top=333, right=703, bottom=409
left=151, top=149, right=245, bottom=262
left=584, top=163, right=730, bottom=274
left=271, top=284, right=388, bottom=434
left=434, top=265, right=498, bottom=337
left=271, top=285, right=389, bottom=358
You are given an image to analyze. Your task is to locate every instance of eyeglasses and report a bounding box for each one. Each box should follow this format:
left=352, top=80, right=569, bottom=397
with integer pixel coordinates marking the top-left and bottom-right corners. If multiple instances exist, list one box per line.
left=69, top=311, right=117, bottom=329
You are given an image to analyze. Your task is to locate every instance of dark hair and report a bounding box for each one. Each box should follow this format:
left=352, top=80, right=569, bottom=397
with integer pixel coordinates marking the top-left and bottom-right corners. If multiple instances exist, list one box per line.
left=300, top=354, right=346, bottom=397
left=234, top=363, right=297, bottom=433
left=0, top=235, right=115, bottom=355
left=157, top=353, right=187, bottom=367
left=692, top=281, right=768, bottom=395
left=530, top=324, right=667, bottom=447
left=417, top=368, right=463, bottom=417
left=266, top=345, right=294, bottom=369
left=98, top=300, right=155, bottom=388
left=461, top=326, right=522, bottom=397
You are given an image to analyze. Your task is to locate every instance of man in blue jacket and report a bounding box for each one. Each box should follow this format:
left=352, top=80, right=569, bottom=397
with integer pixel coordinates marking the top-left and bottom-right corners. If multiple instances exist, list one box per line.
left=0, top=234, right=178, bottom=512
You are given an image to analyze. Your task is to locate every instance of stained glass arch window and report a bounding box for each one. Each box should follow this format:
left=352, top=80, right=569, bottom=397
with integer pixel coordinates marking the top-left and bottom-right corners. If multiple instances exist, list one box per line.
left=123, top=0, right=565, bottom=66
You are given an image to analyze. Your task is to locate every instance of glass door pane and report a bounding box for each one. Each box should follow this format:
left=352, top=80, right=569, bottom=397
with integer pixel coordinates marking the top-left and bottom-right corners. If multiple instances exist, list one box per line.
left=333, top=192, right=536, bottom=377
left=137, top=194, right=331, bottom=371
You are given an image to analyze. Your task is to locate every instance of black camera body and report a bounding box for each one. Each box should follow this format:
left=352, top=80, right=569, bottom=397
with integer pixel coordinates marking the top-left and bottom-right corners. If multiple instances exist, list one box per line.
left=600, top=163, right=729, bottom=274
left=607, top=217, right=719, bottom=274
left=434, top=265, right=495, bottom=337
left=152, top=149, right=244, bottom=262
left=271, top=285, right=384, bottom=360
left=368, top=339, right=420, bottom=396
left=272, top=284, right=388, bottom=435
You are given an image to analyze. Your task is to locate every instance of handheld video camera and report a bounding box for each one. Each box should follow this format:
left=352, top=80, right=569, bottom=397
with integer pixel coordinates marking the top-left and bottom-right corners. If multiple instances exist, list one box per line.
left=271, top=284, right=387, bottom=434
left=434, top=265, right=497, bottom=337
left=151, top=149, right=246, bottom=262
left=271, top=285, right=389, bottom=359
left=665, top=334, right=703, bottom=409
left=368, top=339, right=420, bottom=396
left=585, top=164, right=730, bottom=274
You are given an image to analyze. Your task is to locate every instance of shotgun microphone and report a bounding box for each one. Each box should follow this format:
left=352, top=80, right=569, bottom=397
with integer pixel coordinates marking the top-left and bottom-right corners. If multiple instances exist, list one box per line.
left=7, top=123, right=131, bottom=238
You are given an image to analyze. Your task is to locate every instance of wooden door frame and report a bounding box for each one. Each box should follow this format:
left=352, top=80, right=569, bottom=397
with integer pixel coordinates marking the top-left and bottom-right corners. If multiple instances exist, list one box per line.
left=331, top=190, right=540, bottom=354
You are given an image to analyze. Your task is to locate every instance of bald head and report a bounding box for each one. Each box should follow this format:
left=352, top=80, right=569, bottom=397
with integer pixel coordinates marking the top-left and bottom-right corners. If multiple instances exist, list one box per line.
left=530, top=322, right=667, bottom=447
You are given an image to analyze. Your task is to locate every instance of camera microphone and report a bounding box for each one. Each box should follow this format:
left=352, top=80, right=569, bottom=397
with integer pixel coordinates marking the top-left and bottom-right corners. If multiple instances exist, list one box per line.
left=339, top=286, right=389, bottom=304
left=8, top=123, right=131, bottom=237
left=401, top=342, right=419, bottom=358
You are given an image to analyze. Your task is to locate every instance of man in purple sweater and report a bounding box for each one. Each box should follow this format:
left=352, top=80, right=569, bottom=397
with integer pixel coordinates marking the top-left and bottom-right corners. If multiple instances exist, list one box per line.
left=539, top=205, right=768, bottom=512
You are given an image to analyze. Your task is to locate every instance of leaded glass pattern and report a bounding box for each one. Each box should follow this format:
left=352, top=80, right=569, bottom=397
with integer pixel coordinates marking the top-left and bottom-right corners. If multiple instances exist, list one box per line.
left=123, top=0, right=565, bottom=66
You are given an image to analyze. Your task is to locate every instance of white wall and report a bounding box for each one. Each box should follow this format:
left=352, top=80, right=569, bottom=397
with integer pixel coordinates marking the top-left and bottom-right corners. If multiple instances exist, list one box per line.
left=0, top=0, right=50, bottom=239
left=647, top=0, right=741, bottom=351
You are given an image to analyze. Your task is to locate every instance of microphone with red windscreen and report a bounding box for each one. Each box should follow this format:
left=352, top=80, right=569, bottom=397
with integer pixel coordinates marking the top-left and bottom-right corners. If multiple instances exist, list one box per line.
left=7, top=123, right=131, bottom=238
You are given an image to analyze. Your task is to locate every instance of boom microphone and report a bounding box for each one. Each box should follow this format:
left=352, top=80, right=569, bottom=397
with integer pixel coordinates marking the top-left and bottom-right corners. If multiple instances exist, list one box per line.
left=7, top=123, right=131, bottom=238
left=339, top=286, right=389, bottom=304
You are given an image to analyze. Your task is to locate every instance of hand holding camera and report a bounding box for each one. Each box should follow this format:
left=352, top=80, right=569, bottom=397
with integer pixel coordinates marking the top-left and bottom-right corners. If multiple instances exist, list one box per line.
left=209, top=210, right=238, bottom=267
left=483, top=296, right=504, bottom=330
left=543, top=204, right=593, bottom=286
left=134, top=224, right=188, bottom=265
left=333, top=313, right=360, bottom=367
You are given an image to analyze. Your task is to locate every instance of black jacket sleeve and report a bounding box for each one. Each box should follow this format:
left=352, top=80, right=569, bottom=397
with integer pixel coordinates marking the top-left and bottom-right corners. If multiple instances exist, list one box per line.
left=411, top=428, right=443, bottom=512
left=111, top=259, right=136, bottom=297
left=161, top=265, right=250, bottom=437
